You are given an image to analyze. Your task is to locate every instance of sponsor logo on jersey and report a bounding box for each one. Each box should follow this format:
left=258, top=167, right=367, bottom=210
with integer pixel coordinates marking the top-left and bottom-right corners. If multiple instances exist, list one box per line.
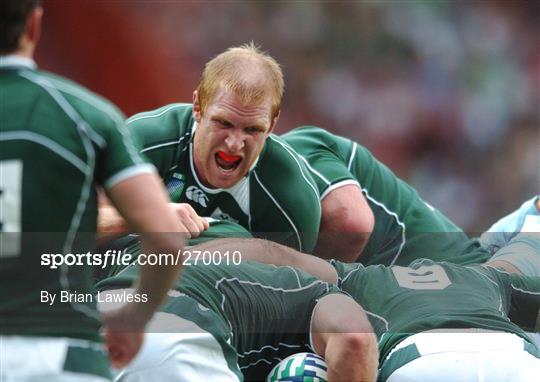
left=210, top=207, right=239, bottom=223
left=185, top=185, right=209, bottom=208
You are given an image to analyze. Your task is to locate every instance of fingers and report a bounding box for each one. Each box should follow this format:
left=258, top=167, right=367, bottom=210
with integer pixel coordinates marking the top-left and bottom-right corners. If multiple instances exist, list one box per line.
left=170, top=203, right=209, bottom=238
left=201, top=216, right=210, bottom=230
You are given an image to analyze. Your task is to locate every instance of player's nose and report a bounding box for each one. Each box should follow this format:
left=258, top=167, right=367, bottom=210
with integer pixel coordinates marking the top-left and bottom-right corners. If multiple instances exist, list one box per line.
left=224, top=130, right=245, bottom=152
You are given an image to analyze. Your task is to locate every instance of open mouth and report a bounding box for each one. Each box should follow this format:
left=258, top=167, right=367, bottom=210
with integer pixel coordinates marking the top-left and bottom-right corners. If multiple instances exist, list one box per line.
left=215, top=151, right=242, bottom=172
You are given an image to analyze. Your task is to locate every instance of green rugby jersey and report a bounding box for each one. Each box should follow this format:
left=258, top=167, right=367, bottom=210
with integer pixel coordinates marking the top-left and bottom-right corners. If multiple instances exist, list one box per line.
left=283, top=126, right=483, bottom=266
left=127, top=104, right=321, bottom=252
left=96, top=229, right=338, bottom=380
left=333, top=259, right=540, bottom=362
left=0, top=56, right=153, bottom=341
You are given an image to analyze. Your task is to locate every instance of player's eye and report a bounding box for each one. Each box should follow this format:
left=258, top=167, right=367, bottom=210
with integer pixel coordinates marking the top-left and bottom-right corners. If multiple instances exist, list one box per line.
left=245, top=127, right=263, bottom=135
left=213, top=118, right=232, bottom=128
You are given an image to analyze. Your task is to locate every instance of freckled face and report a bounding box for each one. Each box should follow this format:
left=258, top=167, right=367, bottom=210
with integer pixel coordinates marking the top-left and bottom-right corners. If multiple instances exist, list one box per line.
left=192, top=88, right=278, bottom=189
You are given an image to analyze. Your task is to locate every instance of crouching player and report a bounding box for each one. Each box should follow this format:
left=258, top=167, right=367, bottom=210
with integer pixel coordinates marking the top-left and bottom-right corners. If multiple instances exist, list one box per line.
left=95, top=220, right=378, bottom=382
left=282, top=126, right=481, bottom=266
left=201, top=231, right=540, bottom=381
left=333, top=257, right=540, bottom=381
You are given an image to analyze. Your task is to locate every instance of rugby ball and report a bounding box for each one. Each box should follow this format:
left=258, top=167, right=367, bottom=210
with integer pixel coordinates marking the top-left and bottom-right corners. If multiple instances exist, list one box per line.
left=266, top=352, right=328, bottom=382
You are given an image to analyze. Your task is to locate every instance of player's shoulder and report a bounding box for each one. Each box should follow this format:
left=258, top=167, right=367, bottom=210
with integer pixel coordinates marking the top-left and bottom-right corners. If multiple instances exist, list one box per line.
left=255, top=134, right=319, bottom=201
left=258, top=134, right=310, bottom=175
left=35, top=70, right=124, bottom=124
left=284, top=125, right=334, bottom=140
left=126, top=103, right=193, bottom=146
left=283, top=125, right=359, bottom=162
left=284, top=125, right=351, bottom=147
left=127, top=103, right=193, bottom=128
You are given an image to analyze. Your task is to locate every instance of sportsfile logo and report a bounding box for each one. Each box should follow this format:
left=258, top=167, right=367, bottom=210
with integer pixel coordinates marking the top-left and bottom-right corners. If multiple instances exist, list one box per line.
left=185, top=185, right=209, bottom=208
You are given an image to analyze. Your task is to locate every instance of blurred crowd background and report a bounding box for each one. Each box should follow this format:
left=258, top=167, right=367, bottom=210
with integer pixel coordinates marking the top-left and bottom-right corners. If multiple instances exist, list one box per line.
left=37, top=0, right=539, bottom=233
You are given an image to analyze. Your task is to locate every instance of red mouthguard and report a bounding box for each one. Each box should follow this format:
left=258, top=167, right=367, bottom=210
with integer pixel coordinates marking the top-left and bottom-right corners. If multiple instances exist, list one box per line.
left=217, top=151, right=241, bottom=163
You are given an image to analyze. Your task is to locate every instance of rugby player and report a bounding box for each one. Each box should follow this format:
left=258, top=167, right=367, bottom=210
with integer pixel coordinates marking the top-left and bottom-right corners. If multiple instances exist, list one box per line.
left=96, top=221, right=378, bottom=382
left=196, top=230, right=540, bottom=381
left=282, top=126, right=481, bottom=265
left=98, top=220, right=539, bottom=381
left=335, top=257, right=540, bottom=381
left=0, top=1, right=188, bottom=380
left=100, top=44, right=321, bottom=253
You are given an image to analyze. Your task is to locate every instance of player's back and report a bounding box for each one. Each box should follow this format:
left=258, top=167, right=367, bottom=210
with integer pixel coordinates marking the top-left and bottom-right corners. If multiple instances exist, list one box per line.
left=334, top=259, right=537, bottom=360
left=283, top=126, right=482, bottom=266
left=0, top=66, right=100, bottom=232
left=97, top=255, right=334, bottom=379
left=0, top=64, right=130, bottom=340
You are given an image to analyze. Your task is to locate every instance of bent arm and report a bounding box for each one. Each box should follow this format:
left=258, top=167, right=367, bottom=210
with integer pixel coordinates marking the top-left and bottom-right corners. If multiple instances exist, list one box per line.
left=98, top=194, right=208, bottom=244
left=97, top=191, right=130, bottom=243
left=193, top=237, right=338, bottom=283
left=315, top=184, right=374, bottom=262
left=101, top=172, right=188, bottom=368
left=311, top=293, right=378, bottom=382
left=106, top=172, right=187, bottom=323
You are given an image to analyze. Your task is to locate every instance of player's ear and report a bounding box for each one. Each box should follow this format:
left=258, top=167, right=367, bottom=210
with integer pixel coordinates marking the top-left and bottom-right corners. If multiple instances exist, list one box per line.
left=192, top=90, right=202, bottom=123
left=267, top=109, right=280, bottom=135
left=22, top=6, right=43, bottom=50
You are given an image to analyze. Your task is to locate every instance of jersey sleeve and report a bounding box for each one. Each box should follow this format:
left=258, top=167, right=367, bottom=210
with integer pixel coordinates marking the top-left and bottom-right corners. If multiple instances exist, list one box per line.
left=305, top=150, right=359, bottom=200
left=126, top=103, right=193, bottom=180
left=479, top=196, right=540, bottom=254
left=282, top=126, right=359, bottom=198
left=508, top=274, right=540, bottom=332
left=96, top=106, right=156, bottom=189
left=55, top=84, right=157, bottom=189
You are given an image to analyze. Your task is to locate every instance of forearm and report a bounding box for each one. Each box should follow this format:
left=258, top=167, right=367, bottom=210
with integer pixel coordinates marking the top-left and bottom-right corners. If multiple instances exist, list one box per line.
left=325, top=332, right=378, bottom=382
left=194, top=238, right=338, bottom=283
left=97, top=205, right=130, bottom=242
left=311, top=294, right=379, bottom=381
left=265, top=240, right=338, bottom=283
left=105, top=173, right=188, bottom=323
left=316, top=184, right=374, bottom=263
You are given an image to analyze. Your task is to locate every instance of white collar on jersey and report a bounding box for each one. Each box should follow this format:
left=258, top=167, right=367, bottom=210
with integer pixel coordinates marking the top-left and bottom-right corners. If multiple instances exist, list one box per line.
left=188, top=120, right=261, bottom=194
left=0, top=54, right=37, bottom=70
left=188, top=120, right=251, bottom=216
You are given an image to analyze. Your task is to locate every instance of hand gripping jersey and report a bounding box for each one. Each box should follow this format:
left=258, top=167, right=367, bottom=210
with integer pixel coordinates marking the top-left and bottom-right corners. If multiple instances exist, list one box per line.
left=283, top=126, right=487, bottom=266
left=127, top=104, right=321, bottom=252
left=332, top=259, right=540, bottom=375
